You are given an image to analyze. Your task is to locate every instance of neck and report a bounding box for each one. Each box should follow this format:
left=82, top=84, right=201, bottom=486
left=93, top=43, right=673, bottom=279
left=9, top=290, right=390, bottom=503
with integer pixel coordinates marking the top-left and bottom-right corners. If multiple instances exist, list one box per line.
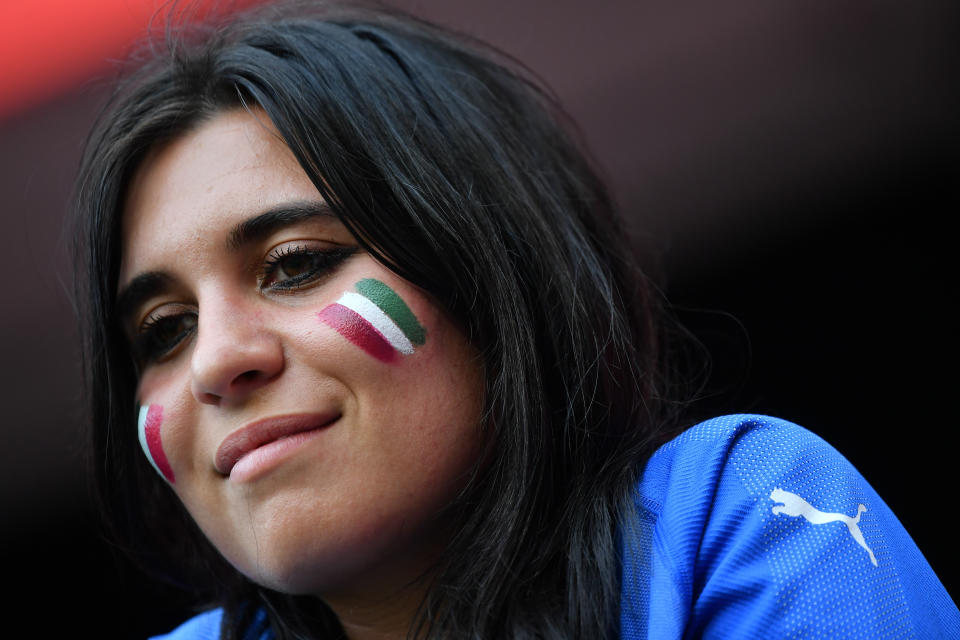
left=317, top=514, right=459, bottom=638
left=319, top=532, right=446, bottom=640
left=325, top=577, right=430, bottom=640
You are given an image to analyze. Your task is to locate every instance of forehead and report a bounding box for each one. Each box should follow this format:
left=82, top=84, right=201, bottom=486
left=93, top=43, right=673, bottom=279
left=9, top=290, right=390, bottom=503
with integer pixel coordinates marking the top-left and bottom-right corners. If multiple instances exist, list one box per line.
left=119, top=109, right=321, bottom=285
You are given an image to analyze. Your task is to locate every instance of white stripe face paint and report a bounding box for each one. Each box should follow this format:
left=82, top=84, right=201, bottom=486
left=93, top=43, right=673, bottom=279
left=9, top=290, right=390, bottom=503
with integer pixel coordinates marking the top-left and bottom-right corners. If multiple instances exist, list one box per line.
left=337, top=291, right=415, bottom=355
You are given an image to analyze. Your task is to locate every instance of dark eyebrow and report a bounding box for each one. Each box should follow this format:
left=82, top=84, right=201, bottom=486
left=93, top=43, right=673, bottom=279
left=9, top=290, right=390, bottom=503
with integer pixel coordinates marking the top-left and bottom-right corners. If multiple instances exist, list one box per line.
left=116, top=271, right=174, bottom=325
left=227, top=200, right=336, bottom=250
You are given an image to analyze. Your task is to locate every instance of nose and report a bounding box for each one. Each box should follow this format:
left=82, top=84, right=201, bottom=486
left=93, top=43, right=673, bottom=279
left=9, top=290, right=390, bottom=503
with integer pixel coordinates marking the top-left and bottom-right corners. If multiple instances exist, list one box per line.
left=190, top=297, right=284, bottom=406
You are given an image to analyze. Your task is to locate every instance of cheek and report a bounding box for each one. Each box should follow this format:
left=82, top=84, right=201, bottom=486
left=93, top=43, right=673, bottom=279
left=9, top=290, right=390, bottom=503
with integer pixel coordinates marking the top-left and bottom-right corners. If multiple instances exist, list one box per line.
left=352, top=306, right=485, bottom=474
left=137, top=403, right=176, bottom=484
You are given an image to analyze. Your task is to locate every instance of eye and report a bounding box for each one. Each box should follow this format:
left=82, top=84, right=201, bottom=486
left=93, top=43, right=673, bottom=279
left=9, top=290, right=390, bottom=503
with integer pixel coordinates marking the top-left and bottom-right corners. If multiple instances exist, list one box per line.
left=259, top=245, right=356, bottom=291
left=135, top=308, right=198, bottom=364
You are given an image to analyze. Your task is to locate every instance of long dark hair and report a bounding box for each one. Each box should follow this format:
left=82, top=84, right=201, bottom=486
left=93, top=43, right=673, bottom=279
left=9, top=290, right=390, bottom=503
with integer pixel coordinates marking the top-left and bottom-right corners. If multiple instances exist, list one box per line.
left=74, top=2, right=683, bottom=637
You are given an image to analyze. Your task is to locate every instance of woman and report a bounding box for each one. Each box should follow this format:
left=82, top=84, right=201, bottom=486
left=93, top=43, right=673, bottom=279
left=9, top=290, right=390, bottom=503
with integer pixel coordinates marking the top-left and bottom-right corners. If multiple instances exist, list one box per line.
left=74, top=2, right=958, bottom=638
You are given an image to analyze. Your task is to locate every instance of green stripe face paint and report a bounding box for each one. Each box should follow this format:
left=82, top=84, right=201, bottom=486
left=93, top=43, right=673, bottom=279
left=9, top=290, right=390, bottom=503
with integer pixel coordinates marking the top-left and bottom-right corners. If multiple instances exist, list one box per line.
left=318, top=278, right=427, bottom=362
left=354, top=278, right=426, bottom=346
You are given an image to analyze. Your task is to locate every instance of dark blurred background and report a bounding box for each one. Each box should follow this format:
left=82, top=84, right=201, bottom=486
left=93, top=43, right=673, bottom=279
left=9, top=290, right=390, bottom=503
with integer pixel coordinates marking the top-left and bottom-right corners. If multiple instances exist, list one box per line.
left=1, top=1, right=956, bottom=637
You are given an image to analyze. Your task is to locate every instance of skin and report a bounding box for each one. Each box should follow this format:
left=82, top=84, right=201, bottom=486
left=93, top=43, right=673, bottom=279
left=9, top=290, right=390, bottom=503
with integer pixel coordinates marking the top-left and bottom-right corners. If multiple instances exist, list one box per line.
left=118, top=109, right=485, bottom=639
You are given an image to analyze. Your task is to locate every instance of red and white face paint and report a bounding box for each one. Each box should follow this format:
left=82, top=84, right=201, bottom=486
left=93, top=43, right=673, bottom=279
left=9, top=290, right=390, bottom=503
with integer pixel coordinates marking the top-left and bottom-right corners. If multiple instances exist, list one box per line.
left=318, top=278, right=427, bottom=363
left=138, top=404, right=175, bottom=483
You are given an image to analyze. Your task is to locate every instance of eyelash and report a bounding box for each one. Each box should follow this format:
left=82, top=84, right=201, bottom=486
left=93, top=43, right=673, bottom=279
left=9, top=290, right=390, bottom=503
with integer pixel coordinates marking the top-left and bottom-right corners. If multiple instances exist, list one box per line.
left=258, top=245, right=356, bottom=291
left=134, top=310, right=197, bottom=364
left=133, top=246, right=356, bottom=364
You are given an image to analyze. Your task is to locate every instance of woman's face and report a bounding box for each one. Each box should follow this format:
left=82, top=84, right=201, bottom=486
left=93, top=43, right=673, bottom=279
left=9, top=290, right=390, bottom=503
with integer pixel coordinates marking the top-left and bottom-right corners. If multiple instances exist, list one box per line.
left=118, top=109, right=485, bottom=600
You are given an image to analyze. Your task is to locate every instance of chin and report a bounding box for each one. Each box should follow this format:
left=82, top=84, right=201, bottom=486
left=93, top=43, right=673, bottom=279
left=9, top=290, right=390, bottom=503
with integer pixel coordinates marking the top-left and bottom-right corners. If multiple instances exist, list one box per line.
left=211, top=501, right=436, bottom=598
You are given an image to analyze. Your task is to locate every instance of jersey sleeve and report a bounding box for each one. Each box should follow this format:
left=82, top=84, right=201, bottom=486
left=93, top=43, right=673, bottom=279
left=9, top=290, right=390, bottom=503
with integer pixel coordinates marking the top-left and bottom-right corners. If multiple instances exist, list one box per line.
left=148, top=607, right=272, bottom=640
left=149, top=609, right=223, bottom=640
left=620, top=414, right=960, bottom=639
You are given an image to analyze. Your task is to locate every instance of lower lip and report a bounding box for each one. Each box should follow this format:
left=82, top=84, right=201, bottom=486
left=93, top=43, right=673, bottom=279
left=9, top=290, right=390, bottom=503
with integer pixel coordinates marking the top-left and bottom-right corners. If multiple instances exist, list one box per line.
left=229, top=425, right=331, bottom=483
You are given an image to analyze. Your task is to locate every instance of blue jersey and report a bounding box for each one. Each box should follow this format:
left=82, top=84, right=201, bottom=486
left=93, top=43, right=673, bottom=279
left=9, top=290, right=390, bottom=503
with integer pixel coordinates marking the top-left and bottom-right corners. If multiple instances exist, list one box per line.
left=153, top=415, right=959, bottom=639
left=620, top=414, right=959, bottom=638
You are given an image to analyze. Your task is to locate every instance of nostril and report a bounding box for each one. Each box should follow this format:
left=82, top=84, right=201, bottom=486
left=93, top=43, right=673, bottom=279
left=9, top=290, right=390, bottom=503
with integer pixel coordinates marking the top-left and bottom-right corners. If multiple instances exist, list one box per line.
left=236, top=370, right=262, bottom=385
left=199, top=391, right=221, bottom=406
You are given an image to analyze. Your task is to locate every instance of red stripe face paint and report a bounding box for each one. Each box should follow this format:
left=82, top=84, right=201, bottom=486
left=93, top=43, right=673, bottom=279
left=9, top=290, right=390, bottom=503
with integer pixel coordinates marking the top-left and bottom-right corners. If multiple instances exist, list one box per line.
left=318, top=303, right=397, bottom=363
left=138, top=404, right=176, bottom=483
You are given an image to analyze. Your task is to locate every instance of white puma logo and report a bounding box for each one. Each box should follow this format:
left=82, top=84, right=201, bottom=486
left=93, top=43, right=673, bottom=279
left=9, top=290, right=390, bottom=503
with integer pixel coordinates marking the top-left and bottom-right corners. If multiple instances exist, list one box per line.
left=769, top=488, right=878, bottom=567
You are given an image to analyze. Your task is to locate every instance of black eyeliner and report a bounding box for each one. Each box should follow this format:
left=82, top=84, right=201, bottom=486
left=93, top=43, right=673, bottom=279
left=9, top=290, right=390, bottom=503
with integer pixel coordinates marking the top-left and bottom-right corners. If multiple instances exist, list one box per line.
left=261, top=246, right=358, bottom=291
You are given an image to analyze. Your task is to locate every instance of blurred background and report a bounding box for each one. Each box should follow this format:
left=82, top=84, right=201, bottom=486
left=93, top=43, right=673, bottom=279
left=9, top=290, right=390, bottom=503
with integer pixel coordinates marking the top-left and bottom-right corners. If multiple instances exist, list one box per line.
left=1, top=0, right=956, bottom=636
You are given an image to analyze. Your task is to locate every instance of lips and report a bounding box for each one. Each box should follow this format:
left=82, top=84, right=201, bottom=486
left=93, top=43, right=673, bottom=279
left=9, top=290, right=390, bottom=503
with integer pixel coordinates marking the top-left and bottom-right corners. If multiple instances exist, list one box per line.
left=215, top=412, right=339, bottom=476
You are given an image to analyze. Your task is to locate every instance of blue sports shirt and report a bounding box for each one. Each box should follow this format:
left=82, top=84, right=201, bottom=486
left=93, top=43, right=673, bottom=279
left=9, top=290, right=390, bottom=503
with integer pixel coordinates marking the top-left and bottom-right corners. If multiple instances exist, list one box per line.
left=620, top=414, right=959, bottom=638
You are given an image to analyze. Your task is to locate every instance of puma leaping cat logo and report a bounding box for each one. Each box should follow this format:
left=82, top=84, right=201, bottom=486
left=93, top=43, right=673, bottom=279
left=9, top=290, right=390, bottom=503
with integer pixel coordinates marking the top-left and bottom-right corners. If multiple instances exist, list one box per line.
left=770, top=488, right=878, bottom=567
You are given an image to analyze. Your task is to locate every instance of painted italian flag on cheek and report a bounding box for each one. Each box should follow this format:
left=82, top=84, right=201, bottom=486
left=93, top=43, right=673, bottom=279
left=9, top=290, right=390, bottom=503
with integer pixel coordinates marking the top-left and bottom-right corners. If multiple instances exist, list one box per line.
left=318, top=278, right=427, bottom=363
left=138, top=404, right=176, bottom=484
